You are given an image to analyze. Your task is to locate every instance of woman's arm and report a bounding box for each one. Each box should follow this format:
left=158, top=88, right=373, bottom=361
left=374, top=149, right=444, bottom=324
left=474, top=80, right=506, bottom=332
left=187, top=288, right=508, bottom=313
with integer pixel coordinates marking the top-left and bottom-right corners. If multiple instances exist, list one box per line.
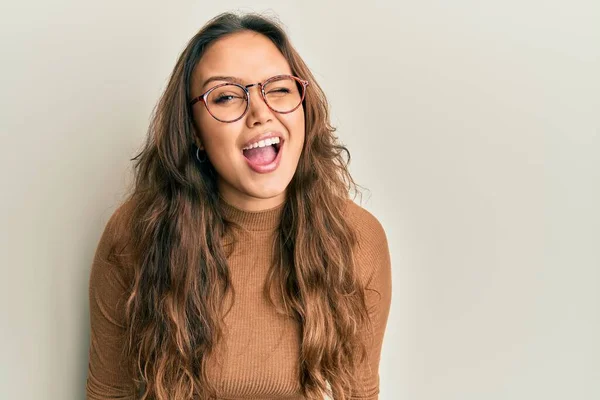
left=86, top=208, right=136, bottom=400
left=348, top=206, right=393, bottom=400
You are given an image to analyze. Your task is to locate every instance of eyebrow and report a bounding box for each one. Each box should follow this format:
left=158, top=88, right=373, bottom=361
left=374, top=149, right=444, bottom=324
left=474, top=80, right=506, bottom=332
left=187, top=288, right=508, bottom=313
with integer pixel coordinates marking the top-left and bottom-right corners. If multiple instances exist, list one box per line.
left=202, top=75, right=244, bottom=89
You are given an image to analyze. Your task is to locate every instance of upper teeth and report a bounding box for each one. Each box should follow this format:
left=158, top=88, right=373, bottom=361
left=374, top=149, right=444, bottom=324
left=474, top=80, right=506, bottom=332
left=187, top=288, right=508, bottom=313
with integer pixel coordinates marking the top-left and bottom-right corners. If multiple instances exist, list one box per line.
left=242, top=136, right=280, bottom=151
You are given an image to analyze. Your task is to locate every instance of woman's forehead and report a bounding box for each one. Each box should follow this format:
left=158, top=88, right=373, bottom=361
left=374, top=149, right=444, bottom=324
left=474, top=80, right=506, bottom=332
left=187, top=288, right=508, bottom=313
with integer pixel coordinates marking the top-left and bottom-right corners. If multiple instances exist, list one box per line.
left=192, top=32, right=292, bottom=89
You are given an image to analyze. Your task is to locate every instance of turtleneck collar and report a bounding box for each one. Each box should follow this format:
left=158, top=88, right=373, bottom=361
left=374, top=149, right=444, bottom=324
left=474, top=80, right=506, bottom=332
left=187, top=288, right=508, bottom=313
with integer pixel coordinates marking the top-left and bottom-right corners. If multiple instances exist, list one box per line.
left=218, top=194, right=285, bottom=232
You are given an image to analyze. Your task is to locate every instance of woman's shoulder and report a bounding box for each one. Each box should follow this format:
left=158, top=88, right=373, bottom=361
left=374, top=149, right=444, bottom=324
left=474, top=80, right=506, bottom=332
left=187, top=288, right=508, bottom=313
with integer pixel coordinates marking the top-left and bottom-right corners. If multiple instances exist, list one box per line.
left=342, top=198, right=391, bottom=282
left=342, top=197, right=388, bottom=245
left=101, top=198, right=136, bottom=253
left=90, top=199, right=137, bottom=286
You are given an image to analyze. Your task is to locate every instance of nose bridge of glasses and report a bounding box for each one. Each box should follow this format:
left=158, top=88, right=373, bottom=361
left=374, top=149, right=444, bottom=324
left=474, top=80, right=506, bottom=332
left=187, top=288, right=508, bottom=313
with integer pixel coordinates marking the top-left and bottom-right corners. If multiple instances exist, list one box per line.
left=244, top=82, right=268, bottom=106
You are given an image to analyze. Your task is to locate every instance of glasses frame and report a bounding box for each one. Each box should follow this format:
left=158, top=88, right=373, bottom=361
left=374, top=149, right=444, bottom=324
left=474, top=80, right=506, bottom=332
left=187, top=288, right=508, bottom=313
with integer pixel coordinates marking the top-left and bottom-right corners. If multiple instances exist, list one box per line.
left=189, top=74, right=310, bottom=123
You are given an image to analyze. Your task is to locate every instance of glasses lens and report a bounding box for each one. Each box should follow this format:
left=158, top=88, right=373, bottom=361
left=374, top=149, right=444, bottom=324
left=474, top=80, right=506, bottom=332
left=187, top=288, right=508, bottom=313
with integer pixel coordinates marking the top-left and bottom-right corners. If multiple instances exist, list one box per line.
left=206, top=84, right=247, bottom=122
left=263, top=76, right=304, bottom=113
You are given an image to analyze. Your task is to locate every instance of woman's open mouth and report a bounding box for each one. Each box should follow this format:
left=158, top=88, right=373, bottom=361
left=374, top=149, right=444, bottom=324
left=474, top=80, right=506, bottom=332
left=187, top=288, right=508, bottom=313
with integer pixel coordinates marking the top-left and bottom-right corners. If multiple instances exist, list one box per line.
left=242, top=139, right=284, bottom=174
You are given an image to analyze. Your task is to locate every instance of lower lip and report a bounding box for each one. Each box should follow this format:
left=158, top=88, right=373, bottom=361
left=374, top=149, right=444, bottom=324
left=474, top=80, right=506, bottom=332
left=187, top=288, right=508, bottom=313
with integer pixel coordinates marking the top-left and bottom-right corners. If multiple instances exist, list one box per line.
left=243, top=141, right=284, bottom=174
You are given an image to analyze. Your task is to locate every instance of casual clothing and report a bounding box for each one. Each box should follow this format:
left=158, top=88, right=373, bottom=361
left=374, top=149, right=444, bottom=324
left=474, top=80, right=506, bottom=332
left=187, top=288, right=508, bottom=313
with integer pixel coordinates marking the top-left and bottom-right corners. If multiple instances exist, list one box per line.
left=86, top=196, right=392, bottom=399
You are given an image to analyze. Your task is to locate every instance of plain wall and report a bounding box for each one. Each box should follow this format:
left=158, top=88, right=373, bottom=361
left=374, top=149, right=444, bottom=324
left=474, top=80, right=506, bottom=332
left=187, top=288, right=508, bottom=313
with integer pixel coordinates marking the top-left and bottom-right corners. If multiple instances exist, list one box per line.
left=1, top=1, right=598, bottom=399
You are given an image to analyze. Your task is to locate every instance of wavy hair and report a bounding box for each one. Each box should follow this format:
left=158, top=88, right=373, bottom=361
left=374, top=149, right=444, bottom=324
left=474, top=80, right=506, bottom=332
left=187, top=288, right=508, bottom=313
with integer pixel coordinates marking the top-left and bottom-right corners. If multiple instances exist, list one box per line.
left=115, top=11, right=372, bottom=400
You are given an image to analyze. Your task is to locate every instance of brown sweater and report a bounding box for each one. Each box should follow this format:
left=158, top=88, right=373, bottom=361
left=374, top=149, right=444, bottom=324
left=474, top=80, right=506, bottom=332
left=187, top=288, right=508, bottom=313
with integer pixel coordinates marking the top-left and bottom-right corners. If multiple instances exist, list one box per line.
left=86, top=196, right=392, bottom=399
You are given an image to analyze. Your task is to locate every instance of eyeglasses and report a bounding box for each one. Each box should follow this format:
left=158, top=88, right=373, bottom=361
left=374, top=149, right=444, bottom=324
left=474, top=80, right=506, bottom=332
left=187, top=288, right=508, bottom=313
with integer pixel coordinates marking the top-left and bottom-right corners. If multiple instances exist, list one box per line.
left=189, top=74, right=309, bottom=123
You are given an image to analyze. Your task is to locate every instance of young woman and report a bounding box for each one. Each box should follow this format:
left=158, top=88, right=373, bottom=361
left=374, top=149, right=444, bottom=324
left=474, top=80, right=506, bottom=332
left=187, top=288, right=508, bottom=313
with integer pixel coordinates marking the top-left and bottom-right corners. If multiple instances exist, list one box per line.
left=86, top=11, right=392, bottom=400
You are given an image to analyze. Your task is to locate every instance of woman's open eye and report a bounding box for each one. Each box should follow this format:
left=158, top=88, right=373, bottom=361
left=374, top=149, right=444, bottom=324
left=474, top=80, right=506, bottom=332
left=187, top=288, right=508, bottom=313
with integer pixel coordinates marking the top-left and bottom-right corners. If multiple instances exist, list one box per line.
left=214, top=95, right=235, bottom=104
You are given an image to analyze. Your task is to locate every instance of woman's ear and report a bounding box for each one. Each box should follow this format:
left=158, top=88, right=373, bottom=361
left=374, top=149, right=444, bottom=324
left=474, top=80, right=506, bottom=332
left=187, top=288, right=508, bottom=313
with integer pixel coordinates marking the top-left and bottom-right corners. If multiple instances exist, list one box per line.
left=191, top=124, right=205, bottom=150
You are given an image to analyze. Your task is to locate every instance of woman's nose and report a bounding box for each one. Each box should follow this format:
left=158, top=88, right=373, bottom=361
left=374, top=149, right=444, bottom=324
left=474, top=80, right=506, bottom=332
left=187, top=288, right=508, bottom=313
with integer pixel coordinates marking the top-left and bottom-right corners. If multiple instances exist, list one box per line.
left=245, top=85, right=273, bottom=123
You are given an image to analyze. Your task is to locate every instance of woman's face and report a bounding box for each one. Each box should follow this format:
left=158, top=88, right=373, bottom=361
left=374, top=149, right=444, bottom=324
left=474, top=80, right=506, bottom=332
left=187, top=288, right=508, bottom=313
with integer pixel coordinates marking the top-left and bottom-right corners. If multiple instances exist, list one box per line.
left=190, top=31, right=305, bottom=211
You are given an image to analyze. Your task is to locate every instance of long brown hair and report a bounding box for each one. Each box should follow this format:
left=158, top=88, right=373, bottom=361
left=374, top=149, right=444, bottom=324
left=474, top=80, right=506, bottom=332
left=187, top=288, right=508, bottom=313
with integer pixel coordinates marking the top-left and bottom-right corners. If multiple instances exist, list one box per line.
left=116, top=11, right=372, bottom=400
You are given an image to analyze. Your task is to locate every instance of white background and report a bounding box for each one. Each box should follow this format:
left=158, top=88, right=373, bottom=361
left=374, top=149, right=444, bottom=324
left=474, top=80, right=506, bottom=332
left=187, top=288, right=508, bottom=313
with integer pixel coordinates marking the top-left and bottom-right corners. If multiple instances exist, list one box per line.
left=1, top=1, right=598, bottom=399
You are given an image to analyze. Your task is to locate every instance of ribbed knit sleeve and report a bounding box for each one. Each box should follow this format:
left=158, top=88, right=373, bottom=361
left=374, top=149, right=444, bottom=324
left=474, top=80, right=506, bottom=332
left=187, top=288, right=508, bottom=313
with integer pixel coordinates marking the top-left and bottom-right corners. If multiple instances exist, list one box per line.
left=346, top=200, right=393, bottom=400
left=86, top=206, right=136, bottom=400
